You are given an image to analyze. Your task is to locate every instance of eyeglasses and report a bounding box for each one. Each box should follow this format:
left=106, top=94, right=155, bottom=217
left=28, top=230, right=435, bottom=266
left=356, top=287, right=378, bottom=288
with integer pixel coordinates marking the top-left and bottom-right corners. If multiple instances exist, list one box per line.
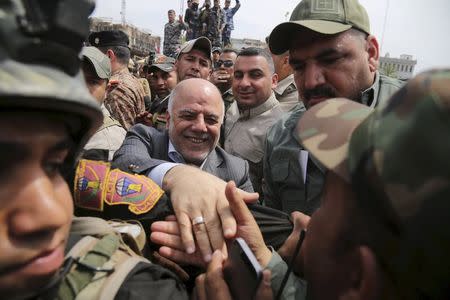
left=215, top=60, right=234, bottom=68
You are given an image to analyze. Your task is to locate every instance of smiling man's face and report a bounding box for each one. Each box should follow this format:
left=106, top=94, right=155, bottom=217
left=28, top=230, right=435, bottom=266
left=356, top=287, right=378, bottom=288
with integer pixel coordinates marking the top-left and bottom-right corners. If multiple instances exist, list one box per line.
left=0, top=112, right=73, bottom=298
left=232, top=54, right=277, bottom=110
left=167, top=78, right=223, bottom=166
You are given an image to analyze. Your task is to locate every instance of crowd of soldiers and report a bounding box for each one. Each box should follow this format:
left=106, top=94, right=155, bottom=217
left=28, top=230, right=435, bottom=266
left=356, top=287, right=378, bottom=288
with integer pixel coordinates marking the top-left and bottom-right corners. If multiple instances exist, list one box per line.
left=164, top=0, right=241, bottom=57
left=2, top=0, right=450, bottom=299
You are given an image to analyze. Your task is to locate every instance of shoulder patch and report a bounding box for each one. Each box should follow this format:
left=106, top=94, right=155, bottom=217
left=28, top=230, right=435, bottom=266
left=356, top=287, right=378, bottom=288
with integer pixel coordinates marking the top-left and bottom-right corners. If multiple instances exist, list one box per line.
left=74, top=160, right=164, bottom=215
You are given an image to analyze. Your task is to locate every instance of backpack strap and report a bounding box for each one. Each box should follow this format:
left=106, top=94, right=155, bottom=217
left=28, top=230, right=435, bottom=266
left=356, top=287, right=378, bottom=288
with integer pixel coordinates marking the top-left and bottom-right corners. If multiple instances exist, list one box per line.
left=58, top=234, right=120, bottom=300
left=98, top=256, right=149, bottom=300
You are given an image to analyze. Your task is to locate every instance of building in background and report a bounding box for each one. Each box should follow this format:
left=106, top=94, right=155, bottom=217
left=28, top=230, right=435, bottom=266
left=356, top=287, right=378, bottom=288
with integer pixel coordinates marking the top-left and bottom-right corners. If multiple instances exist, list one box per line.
left=230, top=37, right=265, bottom=51
left=89, top=17, right=161, bottom=58
left=379, top=53, right=417, bottom=81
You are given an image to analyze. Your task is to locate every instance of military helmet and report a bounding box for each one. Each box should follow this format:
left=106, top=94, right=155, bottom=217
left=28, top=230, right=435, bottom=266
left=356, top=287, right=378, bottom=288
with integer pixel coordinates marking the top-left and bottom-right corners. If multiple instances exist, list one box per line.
left=0, top=0, right=102, bottom=159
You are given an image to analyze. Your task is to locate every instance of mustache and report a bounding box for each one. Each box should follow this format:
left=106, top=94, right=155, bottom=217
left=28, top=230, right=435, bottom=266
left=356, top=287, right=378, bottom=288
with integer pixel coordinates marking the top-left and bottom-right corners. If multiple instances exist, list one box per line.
left=303, top=85, right=337, bottom=100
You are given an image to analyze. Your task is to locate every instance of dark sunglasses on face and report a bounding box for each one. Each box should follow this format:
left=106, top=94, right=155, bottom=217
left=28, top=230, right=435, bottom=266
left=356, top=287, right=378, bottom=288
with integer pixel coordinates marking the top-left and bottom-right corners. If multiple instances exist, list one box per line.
left=215, top=60, right=234, bottom=68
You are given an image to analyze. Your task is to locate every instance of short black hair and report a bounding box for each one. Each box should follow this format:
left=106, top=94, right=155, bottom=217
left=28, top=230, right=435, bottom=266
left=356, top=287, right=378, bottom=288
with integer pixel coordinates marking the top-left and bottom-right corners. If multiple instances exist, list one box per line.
left=222, top=48, right=238, bottom=55
left=98, top=45, right=130, bottom=66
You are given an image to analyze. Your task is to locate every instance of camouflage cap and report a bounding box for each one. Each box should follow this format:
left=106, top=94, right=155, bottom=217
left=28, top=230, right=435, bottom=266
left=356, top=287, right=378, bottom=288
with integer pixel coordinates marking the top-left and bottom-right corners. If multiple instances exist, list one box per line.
left=81, top=46, right=112, bottom=79
left=176, top=36, right=213, bottom=62
left=298, top=69, right=450, bottom=297
left=269, top=0, right=370, bottom=54
left=149, top=55, right=176, bottom=73
left=212, top=47, right=222, bottom=54
left=298, top=98, right=373, bottom=182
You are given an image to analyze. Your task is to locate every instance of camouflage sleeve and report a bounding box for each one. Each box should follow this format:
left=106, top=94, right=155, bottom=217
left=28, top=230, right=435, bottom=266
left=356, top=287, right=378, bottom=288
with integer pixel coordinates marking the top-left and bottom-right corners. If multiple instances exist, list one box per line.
left=220, top=9, right=226, bottom=28
left=105, top=84, right=145, bottom=130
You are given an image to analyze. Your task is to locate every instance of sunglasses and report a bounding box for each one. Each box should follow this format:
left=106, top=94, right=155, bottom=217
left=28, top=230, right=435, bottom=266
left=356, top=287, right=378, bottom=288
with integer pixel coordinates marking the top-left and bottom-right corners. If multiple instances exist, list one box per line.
left=215, top=60, right=234, bottom=68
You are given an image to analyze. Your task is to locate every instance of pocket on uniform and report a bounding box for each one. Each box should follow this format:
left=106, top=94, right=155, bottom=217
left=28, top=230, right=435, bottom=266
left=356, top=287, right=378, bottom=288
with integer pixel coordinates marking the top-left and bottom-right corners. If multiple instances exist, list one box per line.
left=271, top=161, right=290, bottom=182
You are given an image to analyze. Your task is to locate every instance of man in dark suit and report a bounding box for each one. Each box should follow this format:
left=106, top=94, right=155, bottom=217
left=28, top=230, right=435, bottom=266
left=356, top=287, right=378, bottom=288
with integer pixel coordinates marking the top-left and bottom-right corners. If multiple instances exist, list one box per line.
left=113, top=78, right=256, bottom=262
left=114, top=77, right=252, bottom=192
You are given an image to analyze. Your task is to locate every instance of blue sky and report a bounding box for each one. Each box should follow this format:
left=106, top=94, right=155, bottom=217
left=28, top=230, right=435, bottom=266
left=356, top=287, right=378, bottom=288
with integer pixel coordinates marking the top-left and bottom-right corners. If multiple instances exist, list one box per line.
left=92, top=0, right=450, bottom=73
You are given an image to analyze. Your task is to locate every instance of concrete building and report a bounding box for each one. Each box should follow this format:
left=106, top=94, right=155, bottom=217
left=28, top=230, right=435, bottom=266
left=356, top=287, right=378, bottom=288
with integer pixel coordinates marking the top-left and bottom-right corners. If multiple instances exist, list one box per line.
left=89, top=17, right=161, bottom=58
left=379, top=53, right=417, bottom=80
left=230, top=38, right=266, bottom=51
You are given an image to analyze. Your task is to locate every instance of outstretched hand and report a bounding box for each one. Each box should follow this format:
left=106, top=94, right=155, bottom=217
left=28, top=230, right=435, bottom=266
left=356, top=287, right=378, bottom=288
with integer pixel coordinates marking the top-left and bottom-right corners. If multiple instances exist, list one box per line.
left=162, top=166, right=259, bottom=263
left=194, top=250, right=273, bottom=300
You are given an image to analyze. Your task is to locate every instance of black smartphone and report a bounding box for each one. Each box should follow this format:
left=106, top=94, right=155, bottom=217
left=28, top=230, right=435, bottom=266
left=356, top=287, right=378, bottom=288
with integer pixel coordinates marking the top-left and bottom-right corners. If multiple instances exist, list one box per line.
left=223, top=238, right=263, bottom=300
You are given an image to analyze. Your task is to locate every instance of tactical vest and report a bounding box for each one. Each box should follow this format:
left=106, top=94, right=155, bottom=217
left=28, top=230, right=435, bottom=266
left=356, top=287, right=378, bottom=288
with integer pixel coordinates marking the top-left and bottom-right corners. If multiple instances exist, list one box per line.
left=57, top=217, right=148, bottom=300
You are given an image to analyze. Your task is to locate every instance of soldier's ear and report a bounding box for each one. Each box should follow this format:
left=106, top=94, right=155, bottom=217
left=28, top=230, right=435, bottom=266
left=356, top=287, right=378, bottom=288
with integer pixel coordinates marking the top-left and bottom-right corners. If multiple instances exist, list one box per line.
left=271, top=73, right=278, bottom=89
left=365, top=35, right=379, bottom=74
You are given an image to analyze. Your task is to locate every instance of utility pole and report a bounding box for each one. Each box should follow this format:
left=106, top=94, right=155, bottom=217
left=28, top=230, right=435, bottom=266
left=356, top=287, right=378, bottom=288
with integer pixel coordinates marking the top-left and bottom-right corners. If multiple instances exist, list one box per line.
left=120, top=0, right=126, bottom=25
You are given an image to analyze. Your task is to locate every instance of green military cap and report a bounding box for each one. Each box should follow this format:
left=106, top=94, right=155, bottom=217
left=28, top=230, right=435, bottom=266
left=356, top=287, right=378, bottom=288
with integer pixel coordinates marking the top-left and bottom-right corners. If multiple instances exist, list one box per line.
left=176, top=36, right=213, bottom=62
left=81, top=46, right=112, bottom=79
left=269, top=0, right=370, bottom=54
left=298, top=69, right=450, bottom=298
left=149, top=55, right=176, bottom=73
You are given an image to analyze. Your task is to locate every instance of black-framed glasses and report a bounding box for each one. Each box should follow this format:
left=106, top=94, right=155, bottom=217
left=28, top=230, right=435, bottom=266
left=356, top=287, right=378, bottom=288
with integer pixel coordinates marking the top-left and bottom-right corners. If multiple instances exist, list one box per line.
left=215, top=60, right=234, bottom=68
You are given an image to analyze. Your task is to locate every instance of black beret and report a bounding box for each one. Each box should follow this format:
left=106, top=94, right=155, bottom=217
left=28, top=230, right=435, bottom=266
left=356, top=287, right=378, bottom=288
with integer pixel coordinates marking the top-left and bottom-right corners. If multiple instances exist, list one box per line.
left=88, top=30, right=129, bottom=48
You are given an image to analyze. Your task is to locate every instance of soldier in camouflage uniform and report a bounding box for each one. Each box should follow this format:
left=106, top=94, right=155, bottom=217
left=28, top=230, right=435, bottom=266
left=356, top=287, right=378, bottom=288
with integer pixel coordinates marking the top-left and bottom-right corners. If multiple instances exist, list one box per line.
left=292, top=69, right=450, bottom=299
left=205, top=0, right=226, bottom=47
left=89, top=30, right=146, bottom=130
left=184, top=0, right=202, bottom=40
left=0, top=0, right=188, bottom=299
left=263, top=0, right=404, bottom=215
left=163, top=9, right=188, bottom=58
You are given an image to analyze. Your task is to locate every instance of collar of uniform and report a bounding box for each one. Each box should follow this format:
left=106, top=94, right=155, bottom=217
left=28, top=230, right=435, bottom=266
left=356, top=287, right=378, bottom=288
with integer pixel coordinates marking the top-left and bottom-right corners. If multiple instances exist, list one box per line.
left=360, top=71, right=380, bottom=108
left=100, top=104, right=111, bottom=117
left=273, top=74, right=295, bottom=96
left=112, top=66, right=130, bottom=77
left=238, top=92, right=278, bottom=119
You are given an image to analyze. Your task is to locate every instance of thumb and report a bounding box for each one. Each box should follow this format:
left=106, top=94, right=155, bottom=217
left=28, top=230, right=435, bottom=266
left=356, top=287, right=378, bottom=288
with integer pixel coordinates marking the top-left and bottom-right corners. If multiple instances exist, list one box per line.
left=239, top=189, right=260, bottom=204
left=225, top=181, right=254, bottom=225
left=254, top=270, right=273, bottom=300
left=291, top=211, right=310, bottom=232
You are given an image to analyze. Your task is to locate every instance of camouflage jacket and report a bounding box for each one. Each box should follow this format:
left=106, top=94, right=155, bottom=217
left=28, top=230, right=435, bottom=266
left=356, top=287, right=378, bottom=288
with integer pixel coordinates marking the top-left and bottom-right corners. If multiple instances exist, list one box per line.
left=184, top=8, right=201, bottom=39
left=163, top=21, right=188, bottom=52
left=263, top=73, right=404, bottom=214
left=204, top=6, right=226, bottom=37
left=105, top=67, right=146, bottom=130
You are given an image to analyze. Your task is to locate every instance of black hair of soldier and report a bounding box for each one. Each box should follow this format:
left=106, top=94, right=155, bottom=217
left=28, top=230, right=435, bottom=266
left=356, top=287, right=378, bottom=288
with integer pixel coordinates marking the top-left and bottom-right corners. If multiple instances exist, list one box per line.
left=97, top=45, right=131, bottom=66
left=221, top=47, right=238, bottom=55
left=237, top=47, right=275, bottom=74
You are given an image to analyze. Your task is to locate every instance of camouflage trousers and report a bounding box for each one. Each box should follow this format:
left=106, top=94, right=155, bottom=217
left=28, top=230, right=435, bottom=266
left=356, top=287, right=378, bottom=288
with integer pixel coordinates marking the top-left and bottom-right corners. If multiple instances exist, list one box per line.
left=163, top=46, right=179, bottom=59
left=207, top=32, right=223, bottom=48
left=222, top=26, right=232, bottom=47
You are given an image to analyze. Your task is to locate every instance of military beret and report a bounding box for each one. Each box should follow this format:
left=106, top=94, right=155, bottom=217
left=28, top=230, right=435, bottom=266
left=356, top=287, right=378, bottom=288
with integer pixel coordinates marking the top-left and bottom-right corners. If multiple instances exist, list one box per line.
left=88, top=30, right=129, bottom=48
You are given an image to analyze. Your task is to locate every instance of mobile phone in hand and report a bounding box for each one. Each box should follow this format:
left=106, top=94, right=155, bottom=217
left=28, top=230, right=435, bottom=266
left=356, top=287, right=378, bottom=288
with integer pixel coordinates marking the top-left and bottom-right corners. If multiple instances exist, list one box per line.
left=223, top=238, right=263, bottom=300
